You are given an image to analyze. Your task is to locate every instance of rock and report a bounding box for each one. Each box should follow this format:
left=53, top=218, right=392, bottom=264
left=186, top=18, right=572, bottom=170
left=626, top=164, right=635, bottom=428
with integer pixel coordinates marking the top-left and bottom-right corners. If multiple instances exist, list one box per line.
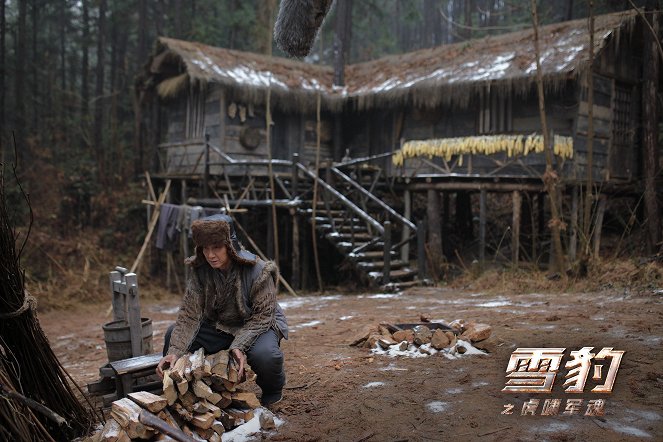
left=456, top=342, right=468, bottom=354
left=473, top=337, right=498, bottom=353
left=378, top=325, right=394, bottom=338
left=419, top=346, right=431, bottom=355
left=377, top=336, right=397, bottom=349
left=449, top=319, right=466, bottom=333
left=363, top=334, right=382, bottom=349
left=430, top=329, right=451, bottom=350
left=413, top=326, right=432, bottom=346
left=398, top=341, right=408, bottom=351
left=350, top=325, right=379, bottom=346
left=444, top=331, right=457, bottom=347
left=461, top=323, right=492, bottom=342
left=259, top=410, right=276, bottom=430
left=393, top=329, right=414, bottom=343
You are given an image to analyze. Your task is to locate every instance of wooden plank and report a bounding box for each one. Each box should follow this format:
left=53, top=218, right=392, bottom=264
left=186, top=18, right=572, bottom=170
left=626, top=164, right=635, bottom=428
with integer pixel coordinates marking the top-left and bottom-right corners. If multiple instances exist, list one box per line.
left=110, top=354, right=162, bottom=376
left=128, top=391, right=168, bottom=413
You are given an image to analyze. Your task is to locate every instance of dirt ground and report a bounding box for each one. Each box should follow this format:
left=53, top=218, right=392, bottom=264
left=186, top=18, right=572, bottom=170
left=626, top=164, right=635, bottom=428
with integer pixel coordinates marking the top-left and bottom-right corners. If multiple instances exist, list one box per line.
left=39, top=286, right=662, bottom=441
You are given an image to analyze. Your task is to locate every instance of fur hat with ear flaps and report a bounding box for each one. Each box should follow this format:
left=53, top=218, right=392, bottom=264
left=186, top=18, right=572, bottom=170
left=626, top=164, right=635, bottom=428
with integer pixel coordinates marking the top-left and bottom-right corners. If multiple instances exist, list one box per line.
left=188, top=214, right=257, bottom=267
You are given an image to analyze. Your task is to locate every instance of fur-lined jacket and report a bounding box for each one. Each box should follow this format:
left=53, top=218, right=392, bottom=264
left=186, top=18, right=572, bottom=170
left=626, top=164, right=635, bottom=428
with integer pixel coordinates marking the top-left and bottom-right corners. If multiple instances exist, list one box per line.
left=167, top=258, right=289, bottom=357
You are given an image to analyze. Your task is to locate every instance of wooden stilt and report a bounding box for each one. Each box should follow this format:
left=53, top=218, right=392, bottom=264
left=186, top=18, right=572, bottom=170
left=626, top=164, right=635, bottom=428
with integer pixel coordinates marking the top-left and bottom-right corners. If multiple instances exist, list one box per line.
left=401, top=189, right=411, bottom=262
left=427, top=189, right=442, bottom=278
left=569, top=186, right=579, bottom=261
left=417, top=220, right=427, bottom=280
left=479, top=189, right=487, bottom=267
left=512, top=191, right=521, bottom=266
left=290, top=208, right=300, bottom=290
left=593, top=194, right=607, bottom=258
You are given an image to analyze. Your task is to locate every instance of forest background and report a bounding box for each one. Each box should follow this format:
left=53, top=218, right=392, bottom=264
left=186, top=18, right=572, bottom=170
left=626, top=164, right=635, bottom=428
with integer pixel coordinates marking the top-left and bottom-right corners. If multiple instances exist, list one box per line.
left=0, top=0, right=660, bottom=306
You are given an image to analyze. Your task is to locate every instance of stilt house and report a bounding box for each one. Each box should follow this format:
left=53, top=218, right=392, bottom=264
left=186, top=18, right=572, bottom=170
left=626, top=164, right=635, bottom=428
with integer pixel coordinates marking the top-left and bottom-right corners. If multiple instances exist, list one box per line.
left=140, top=10, right=651, bottom=289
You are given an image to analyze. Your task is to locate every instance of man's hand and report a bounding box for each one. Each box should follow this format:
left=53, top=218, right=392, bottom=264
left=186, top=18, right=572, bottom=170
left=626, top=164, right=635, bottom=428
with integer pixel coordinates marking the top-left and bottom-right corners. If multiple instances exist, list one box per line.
left=156, top=354, right=177, bottom=379
left=230, top=348, right=246, bottom=381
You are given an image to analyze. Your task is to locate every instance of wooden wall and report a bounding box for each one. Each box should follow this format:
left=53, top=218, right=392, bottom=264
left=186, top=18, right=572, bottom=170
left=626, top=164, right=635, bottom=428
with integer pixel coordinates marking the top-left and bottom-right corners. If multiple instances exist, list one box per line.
left=161, top=85, right=333, bottom=176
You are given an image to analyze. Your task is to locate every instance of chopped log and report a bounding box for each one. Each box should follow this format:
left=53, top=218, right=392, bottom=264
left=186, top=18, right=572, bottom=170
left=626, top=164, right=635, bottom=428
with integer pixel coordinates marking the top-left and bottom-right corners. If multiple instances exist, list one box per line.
left=209, top=433, right=221, bottom=442
left=190, top=411, right=215, bottom=430
left=128, top=391, right=168, bottom=413
left=111, top=398, right=156, bottom=439
left=173, top=403, right=193, bottom=422
left=226, top=407, right=254, bottom=423
left=192, top=380, right=214, bottom=400
left=211, top=420, right=225, bottom=435
left=227, top=363, right=239, bottom=384
left=176, top=379, right=189, bottom=395
left=170, top=356, right=191, bottom=383
left=138, top=409, right=196, bottom=442
left=162, top=370, right=178, bottom=406
left=217, top=391, right=232, bottom=408
left=208, top=351, right=230, bottom=376
left=208, top=391, right=223, bottom=405
left=222, top=378, right=237, bottom=392
left=194, top=427, right=215, bottom=439
left=230, top=391, right=261, bottom=409
left=218, top=410, right=238, bottom=430
left=190, top=348, right=206, bottom=380
left=99, top=418, right=130, bottom=442
left=210, top=374, right=227, bottom=391
left=193, top=400, right=222, bottom=418
left=179, top=391, right=197, bottom=411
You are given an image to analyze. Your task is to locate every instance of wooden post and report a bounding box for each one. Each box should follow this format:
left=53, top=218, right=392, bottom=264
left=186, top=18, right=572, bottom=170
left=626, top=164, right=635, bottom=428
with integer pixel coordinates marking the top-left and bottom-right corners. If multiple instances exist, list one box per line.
left=110, top=269, right=127, bottom=322
left=537, top=192, right=545, bottom=259
left=569, top=186, right=578, bottom=261
left=181, top=180, right=190, bottom=282
left=126, top=272, right=143, bottom=357
left=479, top=190, right=487, bottom=267
left=417, top=220, right=427, bottom=280
left=290, top=207, right=300, bottom=290
left=383, top=221, right=392, bottom=285
left=203, top=134, right=210, bottom=199
left=593, top=194, right=607, bottom=258
left=426, top=189, right=442, bottom=275
left=442, top=192, right=450, bottom=235
left=512, top=191, right=521, bottom=265
left=291, top=152, right=299, bottom=200
left=401, top=189, right=411, bottom=262
left=267, top=208, right=274, bottom=259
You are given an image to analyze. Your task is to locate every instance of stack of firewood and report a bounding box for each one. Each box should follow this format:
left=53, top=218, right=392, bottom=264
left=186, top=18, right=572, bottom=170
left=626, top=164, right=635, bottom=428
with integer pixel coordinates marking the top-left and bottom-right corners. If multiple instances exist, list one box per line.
left=96, top=348, right=269, bottom=441
left=350, top=320, right=494, bottom=355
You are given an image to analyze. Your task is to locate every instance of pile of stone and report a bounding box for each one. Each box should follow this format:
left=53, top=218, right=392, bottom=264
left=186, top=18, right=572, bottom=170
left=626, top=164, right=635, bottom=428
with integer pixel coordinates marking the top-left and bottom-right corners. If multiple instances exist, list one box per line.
left=350, top=319, right=494, bottom=355
left=94, top=348, right=275, bottom=441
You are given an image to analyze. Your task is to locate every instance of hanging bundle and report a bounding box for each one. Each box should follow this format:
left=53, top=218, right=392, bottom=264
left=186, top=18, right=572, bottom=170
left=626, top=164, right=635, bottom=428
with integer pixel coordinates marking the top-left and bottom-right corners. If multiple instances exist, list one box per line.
left=393, top=134, right=573, bottom=167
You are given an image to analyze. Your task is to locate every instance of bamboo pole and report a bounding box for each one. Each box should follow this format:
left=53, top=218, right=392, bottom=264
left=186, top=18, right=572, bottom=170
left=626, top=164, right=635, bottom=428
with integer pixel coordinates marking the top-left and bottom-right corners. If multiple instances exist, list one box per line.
left=582, top=0, right=596, bottom=260
left=530, top=0, right=566, bottom=275
left=265, top=4, right=280, bottom=267
left=311, top=93, right=323, bottom=292
left=131, top=180, right=172, bottom=273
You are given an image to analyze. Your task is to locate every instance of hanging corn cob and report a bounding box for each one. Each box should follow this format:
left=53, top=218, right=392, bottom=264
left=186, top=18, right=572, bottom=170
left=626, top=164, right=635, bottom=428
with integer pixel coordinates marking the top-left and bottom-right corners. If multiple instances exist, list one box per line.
left=392, top=134, right=573, bottom=167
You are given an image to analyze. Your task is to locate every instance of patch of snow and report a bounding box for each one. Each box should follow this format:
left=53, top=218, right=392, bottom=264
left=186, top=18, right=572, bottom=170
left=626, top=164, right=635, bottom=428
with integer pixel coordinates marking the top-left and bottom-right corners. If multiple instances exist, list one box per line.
left=293, top=320, right=322, bottom=329
left=362, top=382, right=385, bottom=388
left=426, top=401, right=449, bottom=413
left=471, top=381, right=489, bottom=388
left=606, top=425, right=651, bottom=439
left=367, top=293, right=400, bottom=299
left=371, top=340, right=486, bottom=359
left=379, top=363, right=408, bottom=371
left=477, top=300, right=512, bottom=308
left=222, top=408, right=283, bottom=442
left=445, top=387, right=463, bottom=394
left=339, top=316, right=353, bottom=320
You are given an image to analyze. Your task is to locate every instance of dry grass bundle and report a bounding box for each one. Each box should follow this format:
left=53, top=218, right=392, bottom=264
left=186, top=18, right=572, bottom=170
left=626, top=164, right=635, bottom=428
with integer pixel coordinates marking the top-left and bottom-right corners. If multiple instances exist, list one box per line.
left=0, top=163, right=96, bottom=440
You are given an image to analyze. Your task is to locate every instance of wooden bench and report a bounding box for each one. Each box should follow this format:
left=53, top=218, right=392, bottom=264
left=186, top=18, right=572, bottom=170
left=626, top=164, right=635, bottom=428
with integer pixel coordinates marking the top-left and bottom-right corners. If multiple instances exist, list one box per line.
left=94, top=353, right=163, bottom=406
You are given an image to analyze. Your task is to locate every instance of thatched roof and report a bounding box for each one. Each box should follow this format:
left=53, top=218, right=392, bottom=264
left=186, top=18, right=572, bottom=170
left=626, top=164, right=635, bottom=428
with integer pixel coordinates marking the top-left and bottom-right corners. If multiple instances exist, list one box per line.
left=147, top=10, right=637, bottom=112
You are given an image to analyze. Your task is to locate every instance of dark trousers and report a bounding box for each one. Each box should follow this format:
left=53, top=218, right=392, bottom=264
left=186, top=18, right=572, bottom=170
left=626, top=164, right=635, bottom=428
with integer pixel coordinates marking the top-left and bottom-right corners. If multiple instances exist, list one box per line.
left=163, top=322, right=285, bottom=395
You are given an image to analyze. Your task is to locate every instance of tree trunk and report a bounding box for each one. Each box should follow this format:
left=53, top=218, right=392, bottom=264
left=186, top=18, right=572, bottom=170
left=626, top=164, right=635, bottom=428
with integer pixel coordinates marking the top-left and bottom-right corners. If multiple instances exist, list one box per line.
left=581, top=1, right=595, bottom=261
left=15, top=0, right=27, bottom=162
left=643, top=1, right=661, bottom=252
left=138, top=0, right=148, bottom=63
left=423, top=0, right=436, bottom=47
left=464, top=0, right=473, bottom=40
left=31, top=0, right=38, bottom=132
left=81, top=0, right=90, bottom=120
left=530, top=0, right=566, bottom=274
left=94, top=0, right=107, bottom=183
left=0, top=0, right=5, bottom=156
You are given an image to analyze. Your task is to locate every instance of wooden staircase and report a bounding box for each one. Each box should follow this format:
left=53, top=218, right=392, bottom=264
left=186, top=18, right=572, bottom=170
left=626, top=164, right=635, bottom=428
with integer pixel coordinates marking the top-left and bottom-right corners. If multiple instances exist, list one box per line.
left=296, top=163, right=421, bottom=289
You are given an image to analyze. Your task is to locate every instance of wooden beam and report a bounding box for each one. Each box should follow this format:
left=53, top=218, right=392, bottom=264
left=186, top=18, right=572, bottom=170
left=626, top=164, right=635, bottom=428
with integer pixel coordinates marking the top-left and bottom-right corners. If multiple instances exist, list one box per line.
left=131, top=180, right=172, bottom=274
left=409, top=182, right=544, bottom=192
